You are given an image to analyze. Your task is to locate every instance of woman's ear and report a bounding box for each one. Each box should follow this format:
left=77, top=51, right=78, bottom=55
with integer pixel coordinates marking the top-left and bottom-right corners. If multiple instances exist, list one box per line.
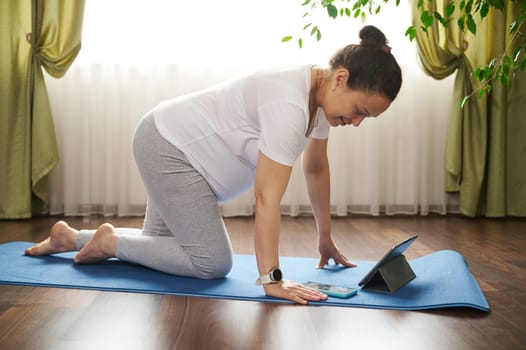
left=334, top=68, right=349, bottom=88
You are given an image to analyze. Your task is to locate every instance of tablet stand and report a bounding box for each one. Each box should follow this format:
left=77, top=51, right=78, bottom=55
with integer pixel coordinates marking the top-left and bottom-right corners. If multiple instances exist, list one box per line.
left=361, top=254, right=416, bottom=293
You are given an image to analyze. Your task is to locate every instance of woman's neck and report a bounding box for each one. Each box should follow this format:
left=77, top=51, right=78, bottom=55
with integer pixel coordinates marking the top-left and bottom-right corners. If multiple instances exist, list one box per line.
left=310, top=67, right=329, bottom=107
left=306, top=67, right=329, bottom=137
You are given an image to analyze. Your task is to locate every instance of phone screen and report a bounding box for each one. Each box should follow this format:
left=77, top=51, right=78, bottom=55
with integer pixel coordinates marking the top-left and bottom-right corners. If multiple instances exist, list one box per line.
left=303, top=281, right=358, bottom=299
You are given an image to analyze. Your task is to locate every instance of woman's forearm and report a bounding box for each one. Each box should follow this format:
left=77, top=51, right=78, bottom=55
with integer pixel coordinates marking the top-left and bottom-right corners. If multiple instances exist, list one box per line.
left=253, top=151, right=292, bottom=277
left=254, top=197, right=282, bottom=276
left=305, top=165, right=332, bottom=242
left=303, top=138, right=332, bottom=242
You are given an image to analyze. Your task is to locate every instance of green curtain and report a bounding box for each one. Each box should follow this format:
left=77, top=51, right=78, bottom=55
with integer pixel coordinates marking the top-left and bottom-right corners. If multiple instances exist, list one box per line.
left=411, top=0, right=526, bottom=217
left=0, top=0, right=84, bottom=219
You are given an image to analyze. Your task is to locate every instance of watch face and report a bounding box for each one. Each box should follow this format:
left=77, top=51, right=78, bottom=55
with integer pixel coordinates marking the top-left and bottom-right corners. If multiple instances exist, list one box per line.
left=271, top=268, right=282, bottom=281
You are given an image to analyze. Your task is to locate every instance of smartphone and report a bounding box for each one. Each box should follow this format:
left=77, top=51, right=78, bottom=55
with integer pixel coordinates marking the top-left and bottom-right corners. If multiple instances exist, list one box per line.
left=303, top=281, right=358, bottom=299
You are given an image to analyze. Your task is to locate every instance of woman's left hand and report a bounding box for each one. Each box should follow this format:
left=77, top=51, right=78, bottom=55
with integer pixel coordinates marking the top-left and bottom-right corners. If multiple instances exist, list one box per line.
left=317, top=237, right=357, bottom=269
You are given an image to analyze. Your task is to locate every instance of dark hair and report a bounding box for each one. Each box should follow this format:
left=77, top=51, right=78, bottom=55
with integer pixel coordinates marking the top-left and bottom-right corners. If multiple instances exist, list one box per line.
left=329, top=25, right=402, bottom=101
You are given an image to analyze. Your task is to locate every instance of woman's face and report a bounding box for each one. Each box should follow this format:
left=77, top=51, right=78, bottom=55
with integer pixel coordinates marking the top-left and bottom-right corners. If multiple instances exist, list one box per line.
left=321, top=69, right=392, bottom=127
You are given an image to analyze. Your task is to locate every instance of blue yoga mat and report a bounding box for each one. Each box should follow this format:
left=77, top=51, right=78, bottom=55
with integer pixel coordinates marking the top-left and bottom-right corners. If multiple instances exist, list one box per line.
left=0, top=242, right=489, bottom=311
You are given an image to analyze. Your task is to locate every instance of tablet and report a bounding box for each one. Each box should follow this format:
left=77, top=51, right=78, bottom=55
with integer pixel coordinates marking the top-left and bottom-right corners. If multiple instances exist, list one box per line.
left=358, top=235, right=418, bottom=287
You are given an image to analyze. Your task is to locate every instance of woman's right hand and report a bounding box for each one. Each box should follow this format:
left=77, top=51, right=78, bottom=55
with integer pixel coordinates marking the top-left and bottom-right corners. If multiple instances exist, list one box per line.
left=263, top=280, right=328, bottom=305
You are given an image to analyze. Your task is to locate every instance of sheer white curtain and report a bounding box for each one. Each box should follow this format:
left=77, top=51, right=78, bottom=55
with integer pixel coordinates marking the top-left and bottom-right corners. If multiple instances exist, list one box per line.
left=45, top=0, right=455, bottom=217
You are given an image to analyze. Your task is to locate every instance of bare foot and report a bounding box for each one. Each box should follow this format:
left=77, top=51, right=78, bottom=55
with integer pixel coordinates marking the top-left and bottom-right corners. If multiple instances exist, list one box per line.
left=25, top=221, right=78, bottom=256
left=74, top=223, right=118, bottom=264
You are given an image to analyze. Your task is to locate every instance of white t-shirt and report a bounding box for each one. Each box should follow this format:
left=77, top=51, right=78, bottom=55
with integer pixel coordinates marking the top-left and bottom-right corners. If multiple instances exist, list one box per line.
left=153, top=65, right=330, bottom=203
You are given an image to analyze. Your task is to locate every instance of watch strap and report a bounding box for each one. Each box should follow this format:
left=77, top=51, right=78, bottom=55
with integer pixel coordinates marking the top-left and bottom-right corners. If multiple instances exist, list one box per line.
left=255, top=274, right=273, bottom=285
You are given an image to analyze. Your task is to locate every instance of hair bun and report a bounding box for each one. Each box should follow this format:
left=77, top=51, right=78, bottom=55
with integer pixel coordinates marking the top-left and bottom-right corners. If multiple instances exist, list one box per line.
left=359, top=25, right=388, bottom=49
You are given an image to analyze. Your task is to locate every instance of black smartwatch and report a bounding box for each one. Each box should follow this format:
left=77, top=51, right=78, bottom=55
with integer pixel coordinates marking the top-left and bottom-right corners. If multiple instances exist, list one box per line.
left=255, top=267, right=283, bottom=285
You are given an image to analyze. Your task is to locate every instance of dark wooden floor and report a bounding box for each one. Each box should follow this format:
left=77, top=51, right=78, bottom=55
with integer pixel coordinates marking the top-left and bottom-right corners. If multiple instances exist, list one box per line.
left=0, top=214, right=525, bottom=350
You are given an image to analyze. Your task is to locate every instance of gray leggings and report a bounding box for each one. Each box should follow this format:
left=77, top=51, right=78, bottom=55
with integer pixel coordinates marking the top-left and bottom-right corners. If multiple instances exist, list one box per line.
left=76, top=112, right=233, bottom=279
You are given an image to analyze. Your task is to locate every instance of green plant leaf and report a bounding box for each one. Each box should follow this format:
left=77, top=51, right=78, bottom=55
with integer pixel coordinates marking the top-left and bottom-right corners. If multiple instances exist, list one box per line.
left=434, top=11, right=447, bottom=27
left=513, top=47, right=522, bottom=62
left=467, top=14, right=477, bottom=34
left=491, top=0, right=505, bottom=11
left=465, top=0, right=473, bottom=13
left=501, top=74, right=510, bottom=87
left=458, top=16, right=465, bottom=31
left=327, top=4, right=338, bottom=18
left=446, top=3, right=455, bottom=17
left=298, top=38, right=303, bottom=49
left=488, top=58, right=497, bottom=69
left=503, top=63, right=510, bottom=75
left=480, top=2, right=489, bottom=19
left=421, top=10, right=434, bottom=27
left=281, top=36, right=293, bottom=42
left=460, top=96, right=469, bottom=108
left=509, top=21, right=518, bottom=34
left=492, top=73, right=500, bottom=83
left=476, top=67, right=485, bottom=81
left=353, top=9, right=360, bottom=18
left=405, top=26, right=417, bottom=41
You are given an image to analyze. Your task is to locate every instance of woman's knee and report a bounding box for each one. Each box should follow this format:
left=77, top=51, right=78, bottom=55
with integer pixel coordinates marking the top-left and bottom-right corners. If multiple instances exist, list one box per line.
left=194, top=253, right=233, bottom=279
